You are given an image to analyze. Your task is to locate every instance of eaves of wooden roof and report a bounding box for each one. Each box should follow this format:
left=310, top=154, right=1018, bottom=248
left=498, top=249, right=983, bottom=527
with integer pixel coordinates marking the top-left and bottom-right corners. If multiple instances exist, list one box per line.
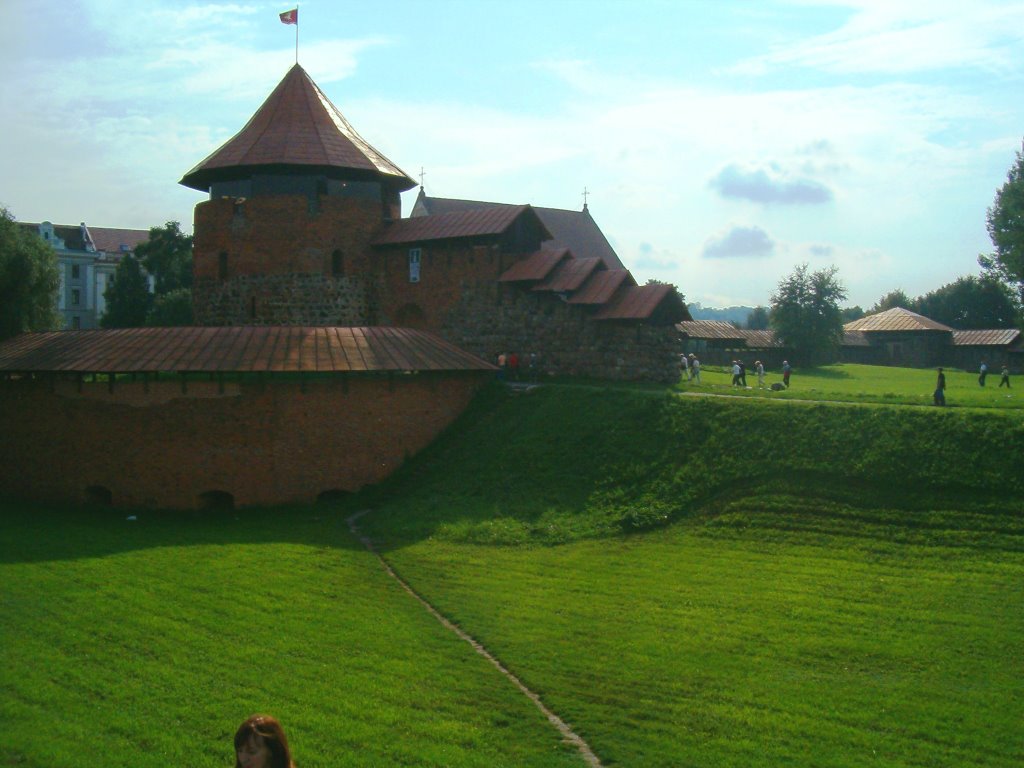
left=0, top=327, right=495, bottom=374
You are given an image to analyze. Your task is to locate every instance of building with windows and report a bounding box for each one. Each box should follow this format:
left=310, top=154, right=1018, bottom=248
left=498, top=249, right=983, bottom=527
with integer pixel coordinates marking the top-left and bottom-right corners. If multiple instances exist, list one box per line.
left=19, top=221, right=150, bottom=329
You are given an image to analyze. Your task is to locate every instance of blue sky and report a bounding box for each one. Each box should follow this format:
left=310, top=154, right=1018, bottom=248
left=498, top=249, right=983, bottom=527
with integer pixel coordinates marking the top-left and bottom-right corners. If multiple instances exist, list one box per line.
left=3, top=0, right=1023, bottom=308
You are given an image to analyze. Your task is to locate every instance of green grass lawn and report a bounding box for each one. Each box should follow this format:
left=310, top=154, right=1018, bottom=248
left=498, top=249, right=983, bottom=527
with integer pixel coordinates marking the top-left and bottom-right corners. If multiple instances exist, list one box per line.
left=3, top=377, right=1023, bottom=766
left=379, top=485, right=1024, bottom=767
left=678, top=363, right=1022, bottom=409
left=0, top=504, right=585, bottom=768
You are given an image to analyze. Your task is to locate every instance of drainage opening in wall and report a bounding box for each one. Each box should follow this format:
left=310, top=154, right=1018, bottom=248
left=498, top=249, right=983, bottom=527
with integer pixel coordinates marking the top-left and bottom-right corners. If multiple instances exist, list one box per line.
left=84, top=485, right=113, bottom=506
left=198, top=490, right=235, bottom=510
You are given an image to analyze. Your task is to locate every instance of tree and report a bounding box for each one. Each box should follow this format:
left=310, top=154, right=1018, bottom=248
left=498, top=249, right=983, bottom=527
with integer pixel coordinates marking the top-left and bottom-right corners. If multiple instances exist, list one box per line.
left=0, top=207, right=61, bottom=341
left=915, top=275, right=1020, bottom=329
left=769, top=263, right=847, bottom=365
left=745, top=306, right=770, bottom=330
left=841, top=305, right=865, bottom=322
left=869, top=289, right=913, bottom=315
left=146, top=287, right=193, bottom=326
left=135, top=221, right=193, bottom=294
left=101, top=255, right=153, bottom=328
left=985, top=142, right=1024, bottom=302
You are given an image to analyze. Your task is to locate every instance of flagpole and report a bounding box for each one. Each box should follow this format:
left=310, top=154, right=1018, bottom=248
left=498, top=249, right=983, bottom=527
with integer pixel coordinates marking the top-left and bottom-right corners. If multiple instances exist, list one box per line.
left=295, top=4, right=299, bottom=64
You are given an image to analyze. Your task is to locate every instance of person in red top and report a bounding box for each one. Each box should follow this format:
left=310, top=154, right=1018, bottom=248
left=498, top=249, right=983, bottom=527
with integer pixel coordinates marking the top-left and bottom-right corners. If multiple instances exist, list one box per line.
left=508, top=352, right=520, bottom=381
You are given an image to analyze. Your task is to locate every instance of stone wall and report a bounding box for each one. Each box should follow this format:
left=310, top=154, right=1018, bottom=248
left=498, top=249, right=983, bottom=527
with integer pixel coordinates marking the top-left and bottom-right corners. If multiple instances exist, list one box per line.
left=0, top=372, right=488, bottom=509
left=442, top=282, right=681, bottom=383
left=194, top=273, right=370, bottom=326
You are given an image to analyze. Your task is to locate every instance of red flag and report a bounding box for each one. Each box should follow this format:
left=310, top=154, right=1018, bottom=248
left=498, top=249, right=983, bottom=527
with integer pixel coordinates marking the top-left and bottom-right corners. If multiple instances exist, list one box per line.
left=279, top=8, right=297, bottom=25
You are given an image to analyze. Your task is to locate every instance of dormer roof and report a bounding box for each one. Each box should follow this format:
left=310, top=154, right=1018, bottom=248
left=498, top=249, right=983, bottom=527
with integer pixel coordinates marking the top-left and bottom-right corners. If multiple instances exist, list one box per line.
left=180, top=64, right=415, bottom=193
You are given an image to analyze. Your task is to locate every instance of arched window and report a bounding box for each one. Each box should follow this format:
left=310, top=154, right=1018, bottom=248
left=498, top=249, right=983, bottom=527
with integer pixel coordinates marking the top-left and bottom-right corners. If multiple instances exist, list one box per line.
left=218, top=252, right=229, bottom=281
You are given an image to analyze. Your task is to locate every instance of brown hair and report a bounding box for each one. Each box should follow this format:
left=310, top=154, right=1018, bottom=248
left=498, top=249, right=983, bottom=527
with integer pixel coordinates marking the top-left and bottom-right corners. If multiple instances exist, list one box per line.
left=234, top=714, right=295, bottom=768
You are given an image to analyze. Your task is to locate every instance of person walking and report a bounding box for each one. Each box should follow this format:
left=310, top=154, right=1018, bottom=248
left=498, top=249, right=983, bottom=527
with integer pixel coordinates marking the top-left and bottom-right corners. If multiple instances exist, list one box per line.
left=979, top=362, right=988, bottom=386
left=680, top=353, right=690, bottom=381
left=755, top=360, right=765, bottom=388
left=731, top=360, right=741, bottom=387
left=690, top=355, right=701, bottom=384
left=782, top=360, right=792, bottom=388
left=999, top=364, right=1011, bottom=388
left=934, top=367, right=946, bottom=406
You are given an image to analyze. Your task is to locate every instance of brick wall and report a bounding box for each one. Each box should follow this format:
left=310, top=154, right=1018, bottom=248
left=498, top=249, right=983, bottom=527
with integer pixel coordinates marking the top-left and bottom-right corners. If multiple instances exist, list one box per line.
left=192, top=195, right=381, bottom=324
left=0, top=373, right=488, bottom=509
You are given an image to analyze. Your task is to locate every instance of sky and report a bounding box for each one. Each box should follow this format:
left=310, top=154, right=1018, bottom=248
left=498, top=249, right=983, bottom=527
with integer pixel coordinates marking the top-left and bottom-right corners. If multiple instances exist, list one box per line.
left=3, top=0, right=1024, bottom=309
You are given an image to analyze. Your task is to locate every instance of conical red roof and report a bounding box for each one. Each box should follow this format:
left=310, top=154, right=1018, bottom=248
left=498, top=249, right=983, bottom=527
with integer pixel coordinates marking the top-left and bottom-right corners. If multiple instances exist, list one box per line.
left=180, top=64, right=415, bottom=192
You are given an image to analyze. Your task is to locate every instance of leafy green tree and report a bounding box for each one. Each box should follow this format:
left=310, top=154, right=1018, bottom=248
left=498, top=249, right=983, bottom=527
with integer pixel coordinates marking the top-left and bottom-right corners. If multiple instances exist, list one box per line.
left=135, top=221, right=193, bottom=294
left=841, top=305, right=865, bottom=322
left=101, top=255, right=152, bottom=328
left=0, top=207, right=61, bottom=340
left=984, top=143, right=1024, bottom=302
left=915, top=275, right=1020, bottom=329
left=869, top=289, right=914, bottom=315
left=146, top=287, right=193, bottom=326
left=770, top=263, right=848, bottom=365
left=745, top=305, right=770, bottom=330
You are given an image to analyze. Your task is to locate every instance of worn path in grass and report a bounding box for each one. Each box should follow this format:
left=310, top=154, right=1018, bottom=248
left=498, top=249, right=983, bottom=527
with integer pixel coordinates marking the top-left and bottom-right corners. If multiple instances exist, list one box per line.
left=347, top=509, right=604, bottom=768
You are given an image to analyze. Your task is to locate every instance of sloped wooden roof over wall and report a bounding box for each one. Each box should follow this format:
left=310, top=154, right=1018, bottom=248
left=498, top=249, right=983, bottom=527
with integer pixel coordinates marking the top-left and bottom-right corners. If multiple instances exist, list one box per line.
left=0, top=327, right=495, bottom=374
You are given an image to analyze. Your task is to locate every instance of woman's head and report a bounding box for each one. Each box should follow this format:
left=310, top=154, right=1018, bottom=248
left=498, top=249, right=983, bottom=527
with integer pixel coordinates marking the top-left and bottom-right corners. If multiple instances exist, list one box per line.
left=234, top=714, right=294, bottom=768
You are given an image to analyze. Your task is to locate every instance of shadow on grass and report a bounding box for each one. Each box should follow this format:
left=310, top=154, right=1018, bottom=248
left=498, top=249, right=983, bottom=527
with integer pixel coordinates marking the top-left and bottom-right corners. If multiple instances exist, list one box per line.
left=0, top=497, right=362, bottom=566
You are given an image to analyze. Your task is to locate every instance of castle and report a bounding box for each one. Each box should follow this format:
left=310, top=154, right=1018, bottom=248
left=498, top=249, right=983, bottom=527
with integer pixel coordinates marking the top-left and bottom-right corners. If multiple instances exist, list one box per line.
left=0, top=64, right=687, bottom=509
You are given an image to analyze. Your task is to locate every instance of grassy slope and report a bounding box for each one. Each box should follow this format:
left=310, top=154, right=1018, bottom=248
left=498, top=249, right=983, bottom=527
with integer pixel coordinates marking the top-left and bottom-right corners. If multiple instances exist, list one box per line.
left=0, top=505, right=585, bottom=768
left=357, top=383, right=1024, bottom=766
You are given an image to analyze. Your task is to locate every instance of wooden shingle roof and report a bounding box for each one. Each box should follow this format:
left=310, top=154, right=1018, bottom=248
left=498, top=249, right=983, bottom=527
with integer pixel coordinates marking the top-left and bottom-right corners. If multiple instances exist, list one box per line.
left=180, top=64, right=415, bottom=193
left=0, top=327, right=494, bottom=374
left=844, top=307, right=953, bottom=333
left=951, top=329, right=1021, bottom=347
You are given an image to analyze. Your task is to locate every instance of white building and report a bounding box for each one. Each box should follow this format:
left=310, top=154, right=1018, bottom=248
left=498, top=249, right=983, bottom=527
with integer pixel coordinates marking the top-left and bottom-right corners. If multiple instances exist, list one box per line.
left=20, top=221, right=151, bottom=329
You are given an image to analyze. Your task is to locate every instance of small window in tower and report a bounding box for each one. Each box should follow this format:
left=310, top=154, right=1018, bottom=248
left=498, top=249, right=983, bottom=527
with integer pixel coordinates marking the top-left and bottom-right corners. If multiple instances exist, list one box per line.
left=71, top=264, right=81, bottom=279
left=218, top=252, right=229, bottom=281
left=408, top=248, right=421, bottom=283
left=331, top=250, right=344, bottom=277
left=72, top=288, right=81, bottom=305
left=250, top=296, right=257, bottom=319
left=71, top=316, right=81, bottom=330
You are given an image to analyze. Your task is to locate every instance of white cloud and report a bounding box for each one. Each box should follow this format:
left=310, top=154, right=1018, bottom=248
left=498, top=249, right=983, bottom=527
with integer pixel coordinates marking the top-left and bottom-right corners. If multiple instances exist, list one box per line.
left=703, top=226, right=776, bottom=259
left=734, top=0, right=1024, bottom=76
left=709, top=162, right=834, bottom=205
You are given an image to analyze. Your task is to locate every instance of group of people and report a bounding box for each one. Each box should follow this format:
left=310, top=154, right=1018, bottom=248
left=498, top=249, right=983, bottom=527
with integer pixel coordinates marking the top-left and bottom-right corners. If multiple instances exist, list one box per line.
left=680, top=354, right=791, bottom=389
left=496, top=351, right=537, bottom=382
left=977, top=362, right=1011, bottom=389
left=680, top=353, right=702, bottom=383
left=934, top=362, right=1012, bottom=406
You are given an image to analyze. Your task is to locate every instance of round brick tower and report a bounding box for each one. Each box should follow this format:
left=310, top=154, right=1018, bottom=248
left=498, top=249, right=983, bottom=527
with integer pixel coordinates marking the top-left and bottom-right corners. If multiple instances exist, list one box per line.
left=180, top=64, right=416, bottom=325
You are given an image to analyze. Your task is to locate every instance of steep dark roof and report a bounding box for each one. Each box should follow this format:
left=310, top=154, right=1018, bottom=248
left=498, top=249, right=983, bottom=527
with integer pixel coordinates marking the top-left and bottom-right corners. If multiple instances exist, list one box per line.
left=371, top=205, right=547, bottom=246
left=532, top=257, right=603, bottom=293
left=412, top=191, right=624, bottom=269
left=498, top=248, right=570, bottom=282
left=592, top=284, right=686, bottom=321
left=180, top=64, right=415, bottom=193
left=567, top=270, right=634, bottom=305
left=0, top=326, right=494, bottom=374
